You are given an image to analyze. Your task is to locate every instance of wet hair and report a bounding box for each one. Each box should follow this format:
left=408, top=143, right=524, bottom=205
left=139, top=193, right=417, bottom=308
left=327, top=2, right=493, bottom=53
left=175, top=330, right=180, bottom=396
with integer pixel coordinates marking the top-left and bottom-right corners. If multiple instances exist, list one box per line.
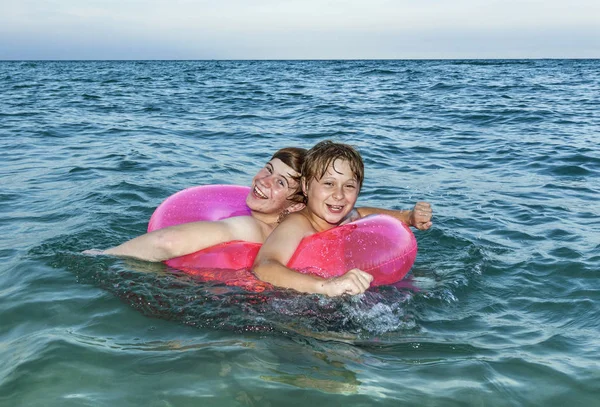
left=301, top=140, right=364, bottom=191
left=271, top=146, right=307, bottom=204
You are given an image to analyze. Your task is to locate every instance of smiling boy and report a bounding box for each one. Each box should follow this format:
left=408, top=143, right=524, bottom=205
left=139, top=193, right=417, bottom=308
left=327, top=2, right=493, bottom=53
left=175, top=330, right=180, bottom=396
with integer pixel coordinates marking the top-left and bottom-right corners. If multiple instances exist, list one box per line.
left=253, top=140, right=383, bottom=296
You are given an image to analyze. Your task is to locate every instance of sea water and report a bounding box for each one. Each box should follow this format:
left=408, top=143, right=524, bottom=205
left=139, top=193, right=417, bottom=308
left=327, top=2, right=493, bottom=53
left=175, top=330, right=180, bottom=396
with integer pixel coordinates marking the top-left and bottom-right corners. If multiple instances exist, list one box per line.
left=1, top=60, right=599, bottom=406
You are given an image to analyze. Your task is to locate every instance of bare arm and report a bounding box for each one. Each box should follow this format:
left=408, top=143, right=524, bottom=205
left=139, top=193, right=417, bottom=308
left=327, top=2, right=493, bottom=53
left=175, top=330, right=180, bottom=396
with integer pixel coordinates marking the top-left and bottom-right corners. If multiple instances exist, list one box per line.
left=88, top=216, right=260, bottom=262
left=355, top=201, right=433, bottom=230
left=252, top=214, right=373, bottom=296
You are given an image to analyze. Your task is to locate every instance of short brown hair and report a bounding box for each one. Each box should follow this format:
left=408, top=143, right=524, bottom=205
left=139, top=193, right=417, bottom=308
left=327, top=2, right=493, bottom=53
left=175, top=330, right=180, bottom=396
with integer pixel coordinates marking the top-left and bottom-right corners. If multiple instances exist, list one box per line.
left=301, top=140, right=364, bottom=191
left=271, top=147, right=307, bottom=204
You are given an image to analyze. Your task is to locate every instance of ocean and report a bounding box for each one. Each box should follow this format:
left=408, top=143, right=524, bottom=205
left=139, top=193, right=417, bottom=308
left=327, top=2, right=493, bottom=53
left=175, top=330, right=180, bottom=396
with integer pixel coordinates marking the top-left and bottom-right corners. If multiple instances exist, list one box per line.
left=1, top=60, right=598, bottom=406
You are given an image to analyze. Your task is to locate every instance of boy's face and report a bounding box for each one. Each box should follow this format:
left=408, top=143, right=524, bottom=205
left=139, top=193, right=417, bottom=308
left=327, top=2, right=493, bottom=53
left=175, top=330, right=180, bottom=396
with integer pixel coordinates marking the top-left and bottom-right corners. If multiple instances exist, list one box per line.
left=304, top=158, right=359, bottom=227
left=247, top=158, right=300, bottom=214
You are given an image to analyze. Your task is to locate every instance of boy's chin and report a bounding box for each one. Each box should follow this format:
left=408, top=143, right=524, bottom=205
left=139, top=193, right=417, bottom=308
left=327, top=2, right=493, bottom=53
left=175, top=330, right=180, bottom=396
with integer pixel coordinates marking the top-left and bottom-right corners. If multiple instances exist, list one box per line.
left=324, top=212, right=349, bottom=225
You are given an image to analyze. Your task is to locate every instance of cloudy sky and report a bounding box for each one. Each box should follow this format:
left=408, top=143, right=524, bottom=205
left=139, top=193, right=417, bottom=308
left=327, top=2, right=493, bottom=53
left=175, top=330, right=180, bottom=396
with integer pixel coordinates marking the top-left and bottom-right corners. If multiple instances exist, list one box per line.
left=1, top=0, right=598, bottom=60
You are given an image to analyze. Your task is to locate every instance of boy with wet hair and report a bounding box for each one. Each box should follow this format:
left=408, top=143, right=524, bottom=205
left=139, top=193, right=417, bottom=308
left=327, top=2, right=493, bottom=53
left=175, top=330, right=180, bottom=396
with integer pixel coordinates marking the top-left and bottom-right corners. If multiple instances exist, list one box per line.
left=254, top=140, right=387, bottom=296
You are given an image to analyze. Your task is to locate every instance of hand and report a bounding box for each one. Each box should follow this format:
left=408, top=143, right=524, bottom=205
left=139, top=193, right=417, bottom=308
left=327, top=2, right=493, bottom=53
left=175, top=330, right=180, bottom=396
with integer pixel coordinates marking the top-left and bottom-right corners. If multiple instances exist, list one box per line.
left=321, top=268, right=373, bottom=297
left=409, top=202, right=433, bottom=230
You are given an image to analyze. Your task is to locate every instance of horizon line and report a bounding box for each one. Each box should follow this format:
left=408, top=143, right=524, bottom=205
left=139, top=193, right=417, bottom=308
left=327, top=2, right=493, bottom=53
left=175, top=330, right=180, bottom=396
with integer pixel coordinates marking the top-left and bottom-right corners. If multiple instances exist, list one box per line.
left=1, top=57, right=599, bottom=62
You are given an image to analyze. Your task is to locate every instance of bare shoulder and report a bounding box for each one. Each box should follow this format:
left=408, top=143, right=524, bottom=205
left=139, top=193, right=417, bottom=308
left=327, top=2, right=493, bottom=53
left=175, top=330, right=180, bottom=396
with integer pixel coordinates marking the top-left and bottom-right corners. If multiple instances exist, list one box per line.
left=273, top=212, right=315, bottom=239
left=220, top=216, right=264, bottom=243
left=257, top=212, right=315, bottom=264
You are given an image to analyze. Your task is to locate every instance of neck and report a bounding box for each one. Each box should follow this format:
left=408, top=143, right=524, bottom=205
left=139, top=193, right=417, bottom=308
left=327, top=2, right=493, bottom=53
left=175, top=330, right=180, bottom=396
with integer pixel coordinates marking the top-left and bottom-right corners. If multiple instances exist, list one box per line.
left=300, top=208, right=338, bottom=233
left=250, top=210, right=280, bottom=229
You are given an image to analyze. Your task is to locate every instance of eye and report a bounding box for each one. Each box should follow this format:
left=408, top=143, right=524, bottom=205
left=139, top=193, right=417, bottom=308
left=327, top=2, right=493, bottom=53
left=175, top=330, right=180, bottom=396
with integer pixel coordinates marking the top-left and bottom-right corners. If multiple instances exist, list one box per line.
left=278, top=179, right=285, bottom=187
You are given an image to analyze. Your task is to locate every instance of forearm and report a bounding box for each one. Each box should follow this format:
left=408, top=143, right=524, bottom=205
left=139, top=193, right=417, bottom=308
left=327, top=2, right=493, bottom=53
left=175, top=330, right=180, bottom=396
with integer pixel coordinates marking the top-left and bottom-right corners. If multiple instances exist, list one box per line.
left=102, top=220, right=232, bottom=262
left=103, top=229, right=176, bottom=262
left=356, top=207, right=412, bottom=225
left=253, top=260, right=326, bottom=294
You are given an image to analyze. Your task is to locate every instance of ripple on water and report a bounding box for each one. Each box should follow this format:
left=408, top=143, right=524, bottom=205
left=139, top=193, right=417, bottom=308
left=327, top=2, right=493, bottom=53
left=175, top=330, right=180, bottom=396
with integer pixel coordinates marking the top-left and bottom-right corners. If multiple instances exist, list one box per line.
left=27, top=221, right=484, bottom=345
left=3, top=60, right=599, bottom=404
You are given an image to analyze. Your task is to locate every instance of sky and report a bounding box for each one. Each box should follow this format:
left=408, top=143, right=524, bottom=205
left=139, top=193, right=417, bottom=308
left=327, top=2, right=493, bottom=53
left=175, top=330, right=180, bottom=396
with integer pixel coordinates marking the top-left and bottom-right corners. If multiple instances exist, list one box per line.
left=1, top=0, right=599, bottom=60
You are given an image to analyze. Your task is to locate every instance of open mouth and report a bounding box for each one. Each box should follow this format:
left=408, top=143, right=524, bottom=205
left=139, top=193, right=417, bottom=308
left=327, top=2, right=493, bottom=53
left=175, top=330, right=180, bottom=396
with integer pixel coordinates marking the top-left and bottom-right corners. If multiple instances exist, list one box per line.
left=326, top=204, right=344, bottom=213
left=253, top=185, right=268, bottom=199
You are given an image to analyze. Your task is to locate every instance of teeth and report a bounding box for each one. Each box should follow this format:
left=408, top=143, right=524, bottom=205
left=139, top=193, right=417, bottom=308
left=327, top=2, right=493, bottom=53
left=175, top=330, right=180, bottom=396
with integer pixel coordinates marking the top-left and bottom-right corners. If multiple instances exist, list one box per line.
left=254, top=186, right=267, bottom=199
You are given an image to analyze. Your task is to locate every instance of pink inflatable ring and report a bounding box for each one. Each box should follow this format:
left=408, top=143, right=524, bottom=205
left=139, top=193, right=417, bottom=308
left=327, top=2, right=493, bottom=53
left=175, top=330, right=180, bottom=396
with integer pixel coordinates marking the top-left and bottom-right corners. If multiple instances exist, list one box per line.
left=148, top=185, right=417, bottom=291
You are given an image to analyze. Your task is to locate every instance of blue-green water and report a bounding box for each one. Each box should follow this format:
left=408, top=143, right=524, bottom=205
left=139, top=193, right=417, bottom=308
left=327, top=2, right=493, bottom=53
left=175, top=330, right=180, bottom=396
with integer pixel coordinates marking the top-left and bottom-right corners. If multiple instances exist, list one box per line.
left=1, top=60, right=599, bottom=406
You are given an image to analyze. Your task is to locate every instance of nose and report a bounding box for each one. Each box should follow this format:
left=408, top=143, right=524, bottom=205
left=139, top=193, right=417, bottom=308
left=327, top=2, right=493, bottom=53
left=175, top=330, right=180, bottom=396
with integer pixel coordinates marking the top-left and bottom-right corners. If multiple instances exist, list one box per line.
left=259, top=174, right=273, bottom=187
left=332, top=186, right=344, bottom=200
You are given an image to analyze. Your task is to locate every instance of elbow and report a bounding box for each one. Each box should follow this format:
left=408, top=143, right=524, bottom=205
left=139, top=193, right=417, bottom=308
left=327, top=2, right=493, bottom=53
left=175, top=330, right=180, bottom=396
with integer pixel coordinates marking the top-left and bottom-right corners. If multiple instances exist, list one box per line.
left=251, top=258, right=278, bottom=284
left=150, top=229, right=182, bottom=261
left=251, top=259, right=268, bottom=282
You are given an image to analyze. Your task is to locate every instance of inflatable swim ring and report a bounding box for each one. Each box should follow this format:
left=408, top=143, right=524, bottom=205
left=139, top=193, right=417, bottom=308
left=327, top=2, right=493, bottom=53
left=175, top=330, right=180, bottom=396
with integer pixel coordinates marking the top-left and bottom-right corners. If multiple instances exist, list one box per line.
left=148, top=185, right=417, bottom=290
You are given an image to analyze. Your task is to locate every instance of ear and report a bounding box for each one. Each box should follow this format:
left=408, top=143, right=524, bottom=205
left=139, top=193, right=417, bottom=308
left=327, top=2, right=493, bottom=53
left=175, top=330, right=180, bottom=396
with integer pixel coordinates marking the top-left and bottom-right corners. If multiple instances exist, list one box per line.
left=286, top=202, right=305, bottom=214
left=301, top=177, right=308, bottom=196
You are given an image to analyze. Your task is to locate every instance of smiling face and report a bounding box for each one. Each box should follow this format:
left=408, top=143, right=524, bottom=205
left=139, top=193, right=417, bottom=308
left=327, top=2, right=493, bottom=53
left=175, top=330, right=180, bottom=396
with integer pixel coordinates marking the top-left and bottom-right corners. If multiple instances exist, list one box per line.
left=246, top=158, right=301, bottom=215
left=303, top=158, right=359, bottom=230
